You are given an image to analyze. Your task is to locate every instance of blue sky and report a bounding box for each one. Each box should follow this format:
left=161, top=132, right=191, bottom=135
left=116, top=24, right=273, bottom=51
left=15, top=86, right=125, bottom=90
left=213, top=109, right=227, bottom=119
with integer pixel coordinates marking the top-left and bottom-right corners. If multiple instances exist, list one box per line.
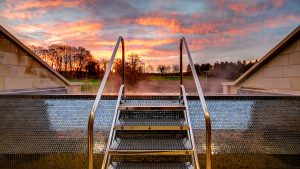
left=0, top=0, right=299, bottom=66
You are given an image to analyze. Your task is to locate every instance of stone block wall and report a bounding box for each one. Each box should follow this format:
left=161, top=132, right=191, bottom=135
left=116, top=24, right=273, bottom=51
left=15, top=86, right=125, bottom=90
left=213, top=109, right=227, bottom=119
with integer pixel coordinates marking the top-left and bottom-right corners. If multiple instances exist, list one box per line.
left=0, top=31, right=67, bottom=91
left=225, top=37, right=300, bottom=94
left=242, top=39, right=300, bottom=90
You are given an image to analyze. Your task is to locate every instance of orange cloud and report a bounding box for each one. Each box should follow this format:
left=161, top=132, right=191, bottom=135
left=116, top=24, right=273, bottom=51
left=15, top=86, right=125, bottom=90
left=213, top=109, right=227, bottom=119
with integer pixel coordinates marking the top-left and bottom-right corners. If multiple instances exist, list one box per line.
left=51, top=21, right=102, bottom=36
left=128, top=38, right=175, bottom=46
left=13, top=20, right=102, bottom=49
left=1, top=0, right=85, bottom=20
left=92, top=48, right=153, bottom=60
left=136, top=17, right=181, bottom=32
left=135, top=16, right=219, bottom=34
left=15, top=0, right=84, bottom=11
left=95, top=38, right=176, bottom=47
left=181, top=23, right=220, bottom=34
left=1, top=8, right=47, bottom=20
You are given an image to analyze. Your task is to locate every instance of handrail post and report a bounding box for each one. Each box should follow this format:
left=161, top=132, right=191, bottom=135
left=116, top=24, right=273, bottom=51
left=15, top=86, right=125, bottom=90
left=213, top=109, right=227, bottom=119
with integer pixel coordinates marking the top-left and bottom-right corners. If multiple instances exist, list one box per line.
left=180, top=39, right=183, bottom=96
left=121, top=38, right=125, bottom=97
left=88, top=111, right=94, bottom=169
left=180, top=37, right=212, bottom=169
left=205, top=111, right=212, bottom=169
left=88, top=36, right=125, bottom=169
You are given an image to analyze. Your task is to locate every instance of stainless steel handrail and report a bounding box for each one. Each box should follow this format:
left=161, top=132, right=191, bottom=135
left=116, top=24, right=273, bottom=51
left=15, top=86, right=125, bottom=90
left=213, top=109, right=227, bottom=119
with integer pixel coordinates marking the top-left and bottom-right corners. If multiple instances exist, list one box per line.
left=88, top=36, right=125, bottom=169
left=102, top=85, right=124, bottom=169
left=180, top=37, right=212, bottom=169
left=181, top=85, right=200, bottom=169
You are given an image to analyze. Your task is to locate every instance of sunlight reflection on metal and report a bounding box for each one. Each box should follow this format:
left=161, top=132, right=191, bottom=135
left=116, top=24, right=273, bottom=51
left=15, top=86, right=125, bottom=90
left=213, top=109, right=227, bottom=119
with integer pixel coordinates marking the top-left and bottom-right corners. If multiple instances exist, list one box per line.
left=180, top=37, right=212, bottom=169
left=88, top=36, right=125, bottom=169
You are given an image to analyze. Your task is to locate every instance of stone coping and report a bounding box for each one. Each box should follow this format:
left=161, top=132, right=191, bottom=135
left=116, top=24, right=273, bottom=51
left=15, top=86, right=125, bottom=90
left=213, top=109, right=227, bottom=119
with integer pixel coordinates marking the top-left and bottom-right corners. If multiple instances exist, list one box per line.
left=0, top=94, right=299, bottom=100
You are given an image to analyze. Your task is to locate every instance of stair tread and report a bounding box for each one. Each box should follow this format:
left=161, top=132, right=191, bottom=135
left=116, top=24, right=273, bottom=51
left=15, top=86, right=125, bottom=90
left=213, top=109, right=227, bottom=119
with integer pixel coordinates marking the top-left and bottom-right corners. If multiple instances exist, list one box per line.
left=119, top=102, right=185, bottom=110
left=110, top=138, right=192, bottom=150
left=109, top=162, right=193, bottom=169
left=116, top=118, right=188, bottom=126
left=104, top=99, right=196, bottom=168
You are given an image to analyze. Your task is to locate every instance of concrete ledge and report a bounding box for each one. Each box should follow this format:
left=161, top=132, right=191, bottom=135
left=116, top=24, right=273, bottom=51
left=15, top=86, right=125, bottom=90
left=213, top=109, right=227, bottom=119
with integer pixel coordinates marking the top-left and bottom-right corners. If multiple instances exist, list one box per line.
left=67, top=82, right=81, bottom=94
left=238, top=87, right=300, bottom=96
left=0, top=87, right=67, bottom=95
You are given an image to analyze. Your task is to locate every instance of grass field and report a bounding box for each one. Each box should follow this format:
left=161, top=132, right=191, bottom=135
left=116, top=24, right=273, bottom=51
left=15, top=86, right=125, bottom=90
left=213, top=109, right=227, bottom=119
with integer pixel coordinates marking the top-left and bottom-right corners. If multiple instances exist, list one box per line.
left=68, top=79, right=101, bottom=85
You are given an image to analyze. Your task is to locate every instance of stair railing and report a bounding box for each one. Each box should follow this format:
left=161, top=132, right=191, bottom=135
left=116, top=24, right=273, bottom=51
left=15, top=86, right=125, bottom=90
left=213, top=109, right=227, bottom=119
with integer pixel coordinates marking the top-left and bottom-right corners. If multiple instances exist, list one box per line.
left=179, top=37, right=212, bottom=169
left=88, top=36, right=125, bottom=169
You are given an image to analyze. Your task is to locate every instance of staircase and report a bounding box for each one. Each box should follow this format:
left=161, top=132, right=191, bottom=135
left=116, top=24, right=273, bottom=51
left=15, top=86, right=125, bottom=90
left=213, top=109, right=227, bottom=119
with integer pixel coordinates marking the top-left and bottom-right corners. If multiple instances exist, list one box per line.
left=87, top=37, right=211, bottom=169
left=101, top=91, right=199, bottom=168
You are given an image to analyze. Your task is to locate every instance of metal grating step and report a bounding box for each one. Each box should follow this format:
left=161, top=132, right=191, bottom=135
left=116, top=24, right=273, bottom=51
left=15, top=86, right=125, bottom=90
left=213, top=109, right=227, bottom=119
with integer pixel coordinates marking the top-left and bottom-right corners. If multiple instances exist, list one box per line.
left=119, top=102, right=185, bottom=111
left=110, top=138, right=192, bottom=150
left=111, top=130, right=191, bottom=150
left=116, top=110, right=188, bottom=130
left=115, top=111, right=189, bottom=130
left=114, top=118, right=189, bottom=130
left=110, top=155, right=192, bottom=163
left=116, top=118, right=187, bottom=126
left=109, top=162, right=193, bottom=169
left=119, top=110, right=185, bottom=119
left=114, top=130, right=189, bottom=139
left=102, top=97, right=198, bottom=168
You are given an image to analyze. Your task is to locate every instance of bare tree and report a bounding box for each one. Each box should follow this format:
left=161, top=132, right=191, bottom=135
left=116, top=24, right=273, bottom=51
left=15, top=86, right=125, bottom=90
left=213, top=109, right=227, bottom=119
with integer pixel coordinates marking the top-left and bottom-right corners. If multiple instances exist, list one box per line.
left=157, top=65, right=167, bottom=75
left=127, top=53, right=142, bottom=72
left=165, top=65, right=171, bottom=74
left=146, top=65, right=154, bottom=73
left=172, top=64, right=179, bottom=73
left=31, top=44, right=94, bottom=78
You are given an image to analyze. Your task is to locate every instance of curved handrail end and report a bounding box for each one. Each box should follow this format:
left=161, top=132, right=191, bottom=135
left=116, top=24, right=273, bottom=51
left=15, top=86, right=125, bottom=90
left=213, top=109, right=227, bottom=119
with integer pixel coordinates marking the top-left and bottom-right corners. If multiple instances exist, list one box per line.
left=179, top=37, right=212, bottom=169
left=88, top=36, right=126, bottom=169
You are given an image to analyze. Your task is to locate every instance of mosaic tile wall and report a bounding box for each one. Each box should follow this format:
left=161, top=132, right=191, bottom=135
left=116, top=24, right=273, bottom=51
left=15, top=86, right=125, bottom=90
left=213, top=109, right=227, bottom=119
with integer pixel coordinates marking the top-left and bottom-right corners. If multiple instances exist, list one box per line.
left=0, top=95, right=299, bottom=168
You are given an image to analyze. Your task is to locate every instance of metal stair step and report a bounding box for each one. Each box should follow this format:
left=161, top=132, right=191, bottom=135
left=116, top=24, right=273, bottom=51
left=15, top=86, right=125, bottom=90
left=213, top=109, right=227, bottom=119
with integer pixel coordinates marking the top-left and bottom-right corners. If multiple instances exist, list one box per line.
left=109, top=162, right=193, bottom=169
left=114, top=118, right=189, bottom=130
left=110, top=154, right=192, bottom=163
left=119, top=102, right=185, bottom=111
left=110, top=130, right=191, bottom=151
left=110, top=138, right=192, bottom=150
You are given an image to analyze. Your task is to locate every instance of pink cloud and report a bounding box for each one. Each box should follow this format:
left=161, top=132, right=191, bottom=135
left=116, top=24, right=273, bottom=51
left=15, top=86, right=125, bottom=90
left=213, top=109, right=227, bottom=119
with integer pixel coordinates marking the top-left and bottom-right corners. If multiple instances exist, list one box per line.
left=135, top=17, right=181, bottom=32
left=135, top=16, right=220, bottom=34
left=95, top=38, right=176, bottom=48
left=1, top=0, right=85, bottom=20
left=2, top=0, right=298, bottom=67
left=189, top=36, right=234, bottom=50
left=272, top=0, right=285, bottom=8
left=15, top=0, right=84, bottom=10
left=13, top=20, right=102, bottom=49
left=227, top=2, right=247, bottom=14
left=226, top=1, right=287, bottom=15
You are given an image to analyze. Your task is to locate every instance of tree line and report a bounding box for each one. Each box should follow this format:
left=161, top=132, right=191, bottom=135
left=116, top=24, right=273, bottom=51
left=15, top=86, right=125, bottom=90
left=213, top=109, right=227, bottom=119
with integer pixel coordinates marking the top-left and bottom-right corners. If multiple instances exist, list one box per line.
left=156, top=60, right=257, bottom=80
left=30, top=45, right=146, bottom=83
left=30, top=44, right=99, bottom=79
left=31, top=44, right=258, bottom=81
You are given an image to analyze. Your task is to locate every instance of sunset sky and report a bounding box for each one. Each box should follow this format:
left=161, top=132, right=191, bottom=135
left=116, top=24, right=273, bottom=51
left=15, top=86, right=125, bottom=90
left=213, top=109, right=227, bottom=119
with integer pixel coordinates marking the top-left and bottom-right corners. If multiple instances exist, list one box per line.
left=0, top=0, right=299, bottom=66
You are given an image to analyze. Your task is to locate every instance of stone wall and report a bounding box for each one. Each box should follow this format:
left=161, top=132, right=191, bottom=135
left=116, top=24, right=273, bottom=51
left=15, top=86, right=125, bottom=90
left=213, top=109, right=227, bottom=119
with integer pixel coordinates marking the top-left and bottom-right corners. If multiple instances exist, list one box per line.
left=0, top=31, right=68, bottom=92
left=224, top=37, right=300, bottom=94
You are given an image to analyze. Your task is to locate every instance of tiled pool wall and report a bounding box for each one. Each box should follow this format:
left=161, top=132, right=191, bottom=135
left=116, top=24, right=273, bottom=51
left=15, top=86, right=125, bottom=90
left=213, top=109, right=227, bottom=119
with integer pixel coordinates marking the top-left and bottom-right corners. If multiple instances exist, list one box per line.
left=0, top=95, right=299, bottom=168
